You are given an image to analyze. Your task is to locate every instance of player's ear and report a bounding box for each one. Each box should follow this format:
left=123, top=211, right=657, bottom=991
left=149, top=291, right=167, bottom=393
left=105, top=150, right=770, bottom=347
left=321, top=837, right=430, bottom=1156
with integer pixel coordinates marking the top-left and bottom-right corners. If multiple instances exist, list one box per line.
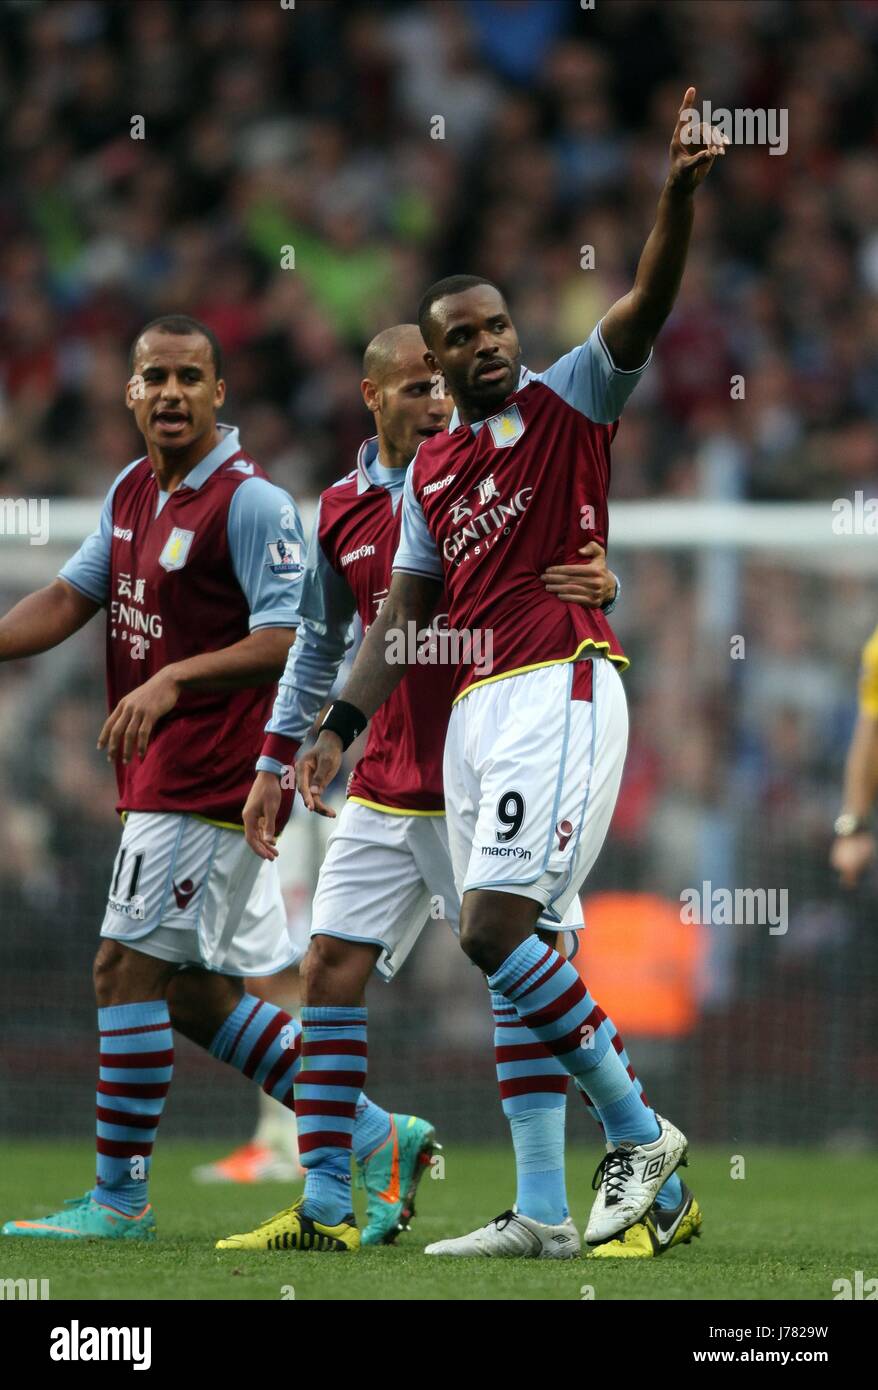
left=125, top=374, right=142, bottom=412
left=361, top=378, right=380, bottom=415
left=214, top=377, right=226, bottom=408
left=423, top=349, right=439, bottom=374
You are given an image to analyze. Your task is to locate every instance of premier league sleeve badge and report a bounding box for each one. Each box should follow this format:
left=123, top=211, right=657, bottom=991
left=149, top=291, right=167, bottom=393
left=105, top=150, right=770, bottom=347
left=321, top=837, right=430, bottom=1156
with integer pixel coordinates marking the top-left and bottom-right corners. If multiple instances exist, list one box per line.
left=266, top=538, right=304, bottom=577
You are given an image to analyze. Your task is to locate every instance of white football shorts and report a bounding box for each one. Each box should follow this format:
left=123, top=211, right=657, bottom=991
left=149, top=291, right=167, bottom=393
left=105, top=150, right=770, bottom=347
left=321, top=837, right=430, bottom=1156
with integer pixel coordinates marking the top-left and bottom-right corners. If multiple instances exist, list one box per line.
left=442, top=655, right=628, bottom=921
left=100, top=811, right=299, bottom=976
left=309, top=799, right=584, bottom=980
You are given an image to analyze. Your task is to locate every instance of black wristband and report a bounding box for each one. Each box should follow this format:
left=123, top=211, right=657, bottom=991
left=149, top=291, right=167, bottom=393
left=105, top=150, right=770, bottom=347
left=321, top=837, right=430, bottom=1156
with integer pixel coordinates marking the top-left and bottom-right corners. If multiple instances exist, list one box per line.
left=320, top=700, right=368, bottom=751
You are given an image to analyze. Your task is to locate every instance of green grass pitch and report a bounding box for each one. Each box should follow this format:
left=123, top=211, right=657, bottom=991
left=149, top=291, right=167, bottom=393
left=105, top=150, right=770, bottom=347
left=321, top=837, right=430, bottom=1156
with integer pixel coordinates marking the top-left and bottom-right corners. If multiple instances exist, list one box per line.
left=0, top=1141, right=872, bottom=1301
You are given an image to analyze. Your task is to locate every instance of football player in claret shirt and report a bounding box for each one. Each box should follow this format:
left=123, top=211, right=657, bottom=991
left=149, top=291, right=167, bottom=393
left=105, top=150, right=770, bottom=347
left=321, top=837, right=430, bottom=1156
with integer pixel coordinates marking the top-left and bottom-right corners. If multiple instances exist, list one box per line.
left=295, top=90, right=724, bottom=1254
left=0, top=316, right=400, bottom=1242
left=217, top=324, right=632, bottom=1256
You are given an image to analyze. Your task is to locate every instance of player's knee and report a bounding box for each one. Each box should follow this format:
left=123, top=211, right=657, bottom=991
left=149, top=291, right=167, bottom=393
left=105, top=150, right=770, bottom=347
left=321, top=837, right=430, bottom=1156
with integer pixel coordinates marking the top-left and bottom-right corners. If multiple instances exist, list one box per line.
left=302, top=934, right=375, bottom=1004
left=165, top=969, right=204, bottom=1037
left=301, top=934, right=341, bottom=993
left=92, top=939, right=173, bottom=1008
left=458, top=913, right=499, bottom=972
left=92, top=939, right=126, bottom=1006
left=167, top=969, right=243, bottom=1047
left=460, top=893, right=542, bottom=974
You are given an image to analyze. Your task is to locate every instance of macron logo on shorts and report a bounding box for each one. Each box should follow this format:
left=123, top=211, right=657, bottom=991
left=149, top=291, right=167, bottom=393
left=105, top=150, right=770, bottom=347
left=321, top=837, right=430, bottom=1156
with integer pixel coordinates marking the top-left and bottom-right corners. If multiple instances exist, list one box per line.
left=480, top=845, right=532, bottom=860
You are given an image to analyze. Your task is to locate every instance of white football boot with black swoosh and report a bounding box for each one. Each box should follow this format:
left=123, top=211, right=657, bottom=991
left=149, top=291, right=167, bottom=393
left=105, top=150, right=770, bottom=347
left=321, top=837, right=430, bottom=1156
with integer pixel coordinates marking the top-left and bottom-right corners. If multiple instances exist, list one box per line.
left=425, top=1208, right=580, bottom=1259
left=585, top=1113, right=688, bottom=1245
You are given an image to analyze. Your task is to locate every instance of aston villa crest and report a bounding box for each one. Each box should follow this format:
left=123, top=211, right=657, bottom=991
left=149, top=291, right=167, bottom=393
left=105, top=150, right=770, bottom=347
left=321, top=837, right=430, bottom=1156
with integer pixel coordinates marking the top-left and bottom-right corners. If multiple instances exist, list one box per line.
left=486, top=404, right=525, bottom=448
left=158, top=527, right=195, bottom=572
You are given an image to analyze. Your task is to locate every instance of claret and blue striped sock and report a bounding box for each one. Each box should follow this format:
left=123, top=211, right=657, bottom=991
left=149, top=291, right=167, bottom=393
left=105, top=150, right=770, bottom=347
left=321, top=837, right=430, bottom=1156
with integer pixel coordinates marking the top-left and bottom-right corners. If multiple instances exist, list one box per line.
left=209, top=993, right=302, bottom=1108
left=491, top=991, right=570, bottom=1224
left=574, top=1011, right=683, bottom=1210
left=489, top=935, right=661, bottom=1145
left=208, top=995, right=391, bottom=1180
left=294, top=1006, right=368, bottom=1225
left=93, top=1000, right=174, bottom=1216
left=352, top=1094, right=392, bottom=1164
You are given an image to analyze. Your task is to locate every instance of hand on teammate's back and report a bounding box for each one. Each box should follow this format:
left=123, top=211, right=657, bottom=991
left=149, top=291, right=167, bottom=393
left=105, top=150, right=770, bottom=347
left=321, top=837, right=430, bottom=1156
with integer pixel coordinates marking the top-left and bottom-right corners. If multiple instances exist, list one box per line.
left=540, top=542, right=617, bottom=608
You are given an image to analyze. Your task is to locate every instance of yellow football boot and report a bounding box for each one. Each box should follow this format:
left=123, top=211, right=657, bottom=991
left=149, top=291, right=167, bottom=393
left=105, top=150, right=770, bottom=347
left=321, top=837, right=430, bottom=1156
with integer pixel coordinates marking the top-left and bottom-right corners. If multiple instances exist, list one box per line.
left=589, top=1184, right=702, bottom=1258
left=216, top=1196, right=359, bottom=1252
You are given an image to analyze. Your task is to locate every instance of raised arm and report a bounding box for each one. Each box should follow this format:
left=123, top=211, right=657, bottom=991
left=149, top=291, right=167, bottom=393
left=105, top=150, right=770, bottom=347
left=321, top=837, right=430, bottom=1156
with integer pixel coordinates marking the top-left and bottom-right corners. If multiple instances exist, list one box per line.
left=601, top=86, right=728, bottom=370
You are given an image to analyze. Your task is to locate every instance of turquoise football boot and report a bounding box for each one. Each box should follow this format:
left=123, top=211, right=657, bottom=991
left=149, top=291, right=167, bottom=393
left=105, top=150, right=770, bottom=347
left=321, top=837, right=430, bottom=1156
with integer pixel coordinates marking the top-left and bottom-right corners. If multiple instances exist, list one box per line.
left=2, top=1192, right=157, bottom=1241
left=359, top=1114, right=440, bottom=1245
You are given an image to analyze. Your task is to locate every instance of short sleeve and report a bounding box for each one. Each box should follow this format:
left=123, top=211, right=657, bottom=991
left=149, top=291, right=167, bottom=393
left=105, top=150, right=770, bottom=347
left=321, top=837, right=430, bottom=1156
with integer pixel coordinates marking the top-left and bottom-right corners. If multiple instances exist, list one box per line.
left=58, top=460, right=140, bottom=604
left=227, top=476, right=305, bottom=630
left=297, top=499, right=357, bottom=634
left=392, top=465, right=443, bottom=580
left=534, top=320, right=651, bottom=425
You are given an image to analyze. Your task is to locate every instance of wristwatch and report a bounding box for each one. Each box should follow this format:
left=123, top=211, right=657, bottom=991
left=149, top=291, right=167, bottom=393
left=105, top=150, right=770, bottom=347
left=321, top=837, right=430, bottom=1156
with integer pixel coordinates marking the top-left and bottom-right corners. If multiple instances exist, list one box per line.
left=833, top=813, right=867, bottom=838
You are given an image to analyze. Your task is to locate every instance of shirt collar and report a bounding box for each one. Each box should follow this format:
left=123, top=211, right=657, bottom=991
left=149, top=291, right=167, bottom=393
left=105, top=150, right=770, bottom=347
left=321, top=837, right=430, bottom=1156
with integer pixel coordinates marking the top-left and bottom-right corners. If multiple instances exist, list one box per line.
left=447, top=366, right=530, bottom=433
left=170, top=424, right=243, bottom=491
left=356, top=436, right=386, bottom=493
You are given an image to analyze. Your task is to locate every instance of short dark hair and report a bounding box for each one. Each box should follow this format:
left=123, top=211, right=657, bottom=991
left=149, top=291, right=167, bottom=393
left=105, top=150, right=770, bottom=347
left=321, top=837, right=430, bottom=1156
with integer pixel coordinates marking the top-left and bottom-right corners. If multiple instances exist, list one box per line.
left=417, top=274, right=503, bottom=346
left=128, top=315, right=223, bottom=377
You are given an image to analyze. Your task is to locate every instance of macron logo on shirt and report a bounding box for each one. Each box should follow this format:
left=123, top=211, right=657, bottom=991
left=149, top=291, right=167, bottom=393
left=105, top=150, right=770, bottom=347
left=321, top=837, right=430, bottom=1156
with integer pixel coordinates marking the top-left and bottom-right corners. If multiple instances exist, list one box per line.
left=340, top=544, right=376, bottom=568
left=113, top=526, right=133, bottom=541
left=422, top=474, right=456, bottom=496
left=228, top=460, right=254, bottom=475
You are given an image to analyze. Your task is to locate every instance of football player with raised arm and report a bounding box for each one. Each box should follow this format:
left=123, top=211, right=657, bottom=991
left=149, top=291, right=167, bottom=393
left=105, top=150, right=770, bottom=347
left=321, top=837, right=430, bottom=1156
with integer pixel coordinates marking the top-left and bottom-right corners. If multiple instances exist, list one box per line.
left=217, top=323, right=637, bottom=1255
left=293, top=91, right=724, bottom=1253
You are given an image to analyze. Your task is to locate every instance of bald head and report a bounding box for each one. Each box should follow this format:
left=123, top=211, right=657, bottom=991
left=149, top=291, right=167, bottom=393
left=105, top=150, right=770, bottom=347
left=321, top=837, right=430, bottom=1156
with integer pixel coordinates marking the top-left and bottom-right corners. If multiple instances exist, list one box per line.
left=362, top=323, right=426, bottom=384
left=360, top=322, right=451, bottom=470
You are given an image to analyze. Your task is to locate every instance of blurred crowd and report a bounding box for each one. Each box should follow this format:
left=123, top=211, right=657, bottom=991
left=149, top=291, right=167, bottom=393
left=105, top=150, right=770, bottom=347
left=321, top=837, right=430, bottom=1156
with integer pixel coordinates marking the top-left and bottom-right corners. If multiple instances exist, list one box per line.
left=1, top=0, right=877, bottom=1143
left=0, top=0, right=877, bottom=503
